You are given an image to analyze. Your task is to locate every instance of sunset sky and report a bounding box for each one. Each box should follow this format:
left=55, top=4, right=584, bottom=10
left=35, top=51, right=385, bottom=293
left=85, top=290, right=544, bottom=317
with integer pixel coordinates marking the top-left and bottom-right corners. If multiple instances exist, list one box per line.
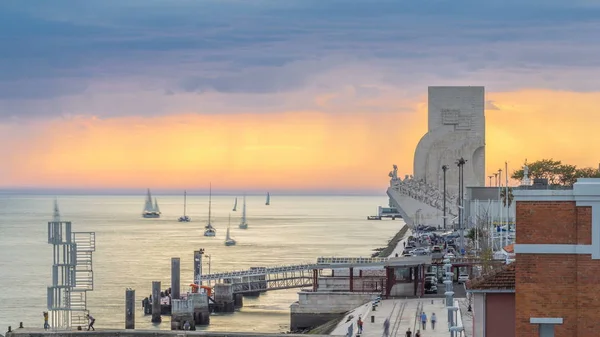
left=1, top=1, right=600, bottom=192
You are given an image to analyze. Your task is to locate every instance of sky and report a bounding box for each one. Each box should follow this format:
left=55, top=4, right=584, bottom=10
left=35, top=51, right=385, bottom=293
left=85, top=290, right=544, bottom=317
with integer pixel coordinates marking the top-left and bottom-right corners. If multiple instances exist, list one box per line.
left=1, top=0, right=600, bottom=193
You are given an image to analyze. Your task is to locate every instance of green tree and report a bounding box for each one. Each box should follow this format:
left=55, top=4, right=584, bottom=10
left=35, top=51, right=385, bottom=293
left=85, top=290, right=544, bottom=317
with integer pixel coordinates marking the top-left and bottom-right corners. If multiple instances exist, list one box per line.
left=511, top=159, right=600, bottom=186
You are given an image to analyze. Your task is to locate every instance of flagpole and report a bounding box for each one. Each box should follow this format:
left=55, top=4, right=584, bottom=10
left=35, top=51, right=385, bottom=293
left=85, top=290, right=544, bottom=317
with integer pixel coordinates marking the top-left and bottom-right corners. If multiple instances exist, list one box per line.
left=505, top=161, right=509, bottom=245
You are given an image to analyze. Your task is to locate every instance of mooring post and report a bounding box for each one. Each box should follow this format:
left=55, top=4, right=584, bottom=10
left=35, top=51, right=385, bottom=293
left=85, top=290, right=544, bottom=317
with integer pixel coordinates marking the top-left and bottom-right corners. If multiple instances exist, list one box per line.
left=151, top=281, right=162, bottom=323
left=172, top=257, right=181, bottom=300
left=125, top=288, right=135, bottom=329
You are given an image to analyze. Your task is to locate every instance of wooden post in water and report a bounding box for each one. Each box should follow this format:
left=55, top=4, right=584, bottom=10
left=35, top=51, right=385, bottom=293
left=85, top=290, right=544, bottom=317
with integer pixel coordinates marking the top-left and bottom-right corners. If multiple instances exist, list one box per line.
left=151, top=281, right=162, bottom=323
left=171, top=258, right=181, bottom=300
left=125, top=288, right=135, bottom=329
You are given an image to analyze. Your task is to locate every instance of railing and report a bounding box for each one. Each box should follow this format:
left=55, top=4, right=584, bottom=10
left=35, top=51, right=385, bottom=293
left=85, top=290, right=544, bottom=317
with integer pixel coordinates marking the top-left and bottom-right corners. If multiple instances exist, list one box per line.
left=317, top=257, right=388, bottom=264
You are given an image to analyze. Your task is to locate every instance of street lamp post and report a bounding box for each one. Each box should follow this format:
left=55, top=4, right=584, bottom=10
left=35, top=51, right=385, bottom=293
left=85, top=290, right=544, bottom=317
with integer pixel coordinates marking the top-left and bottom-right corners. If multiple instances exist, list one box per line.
left=456, top=157, right=467, bottom=254
left=488, top=175, right=493, bottom=187
left=442, top=165, right=448, bottom=229
left=206, top=255, right=212, bottom=275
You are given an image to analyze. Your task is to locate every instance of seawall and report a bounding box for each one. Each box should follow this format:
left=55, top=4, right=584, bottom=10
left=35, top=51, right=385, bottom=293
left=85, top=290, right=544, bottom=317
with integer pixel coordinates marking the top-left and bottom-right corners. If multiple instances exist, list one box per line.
left=5, top=329, right=341, bottom=337
left=376, top=224, right=409, bottom=258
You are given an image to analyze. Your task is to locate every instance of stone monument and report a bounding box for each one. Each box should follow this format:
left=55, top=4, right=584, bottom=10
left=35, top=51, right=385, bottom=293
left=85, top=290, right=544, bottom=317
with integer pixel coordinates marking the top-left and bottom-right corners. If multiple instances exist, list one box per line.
left=413, top=86, right=486, bottom=193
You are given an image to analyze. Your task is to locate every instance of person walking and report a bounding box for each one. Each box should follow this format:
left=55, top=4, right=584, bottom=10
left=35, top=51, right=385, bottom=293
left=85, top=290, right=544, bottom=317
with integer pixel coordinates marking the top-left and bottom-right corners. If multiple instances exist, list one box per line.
left=431, top=312, right=437, bottom=330
left=383, top=318, right=390, bottom=337
left=347, top=322, right=354, bottom=337
left=357, top=316, right=363, bottom=334
left=415, top=330, right=421, bottom=337
left=405, top=328, right=412, bottom=337
left=420, top=312, right=427, bottom=330
left=43, top=312, right=49, bottom=330
left=86, top=314, right=95, bottom=331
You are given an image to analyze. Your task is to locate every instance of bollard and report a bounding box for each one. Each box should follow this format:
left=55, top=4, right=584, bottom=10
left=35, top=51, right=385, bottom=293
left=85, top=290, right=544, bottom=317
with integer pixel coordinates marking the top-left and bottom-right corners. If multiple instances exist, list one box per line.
left=125, top=288, right=136, bottom=329
left=8, top=326, right=11, bottom=332
left=372, top=304, right=376, bottom=311
left=151, top=281, right=162, bottom=323
left=19, top=322, right=23, bottom=328
left=171, top=258, right=181, bottom=300
left=371, top=315, right=375, bottom=323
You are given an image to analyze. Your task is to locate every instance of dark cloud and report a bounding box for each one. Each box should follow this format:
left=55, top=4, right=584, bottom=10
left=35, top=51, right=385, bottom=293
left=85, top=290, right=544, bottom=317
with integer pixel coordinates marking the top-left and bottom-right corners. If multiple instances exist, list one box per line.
left=1, top=0, right=600, bottom=118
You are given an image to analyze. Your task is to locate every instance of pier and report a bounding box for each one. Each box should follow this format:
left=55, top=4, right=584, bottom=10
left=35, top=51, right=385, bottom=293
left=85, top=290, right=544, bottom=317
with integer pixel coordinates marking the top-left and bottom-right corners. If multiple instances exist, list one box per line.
left=4, top=329, right=339, bottom=337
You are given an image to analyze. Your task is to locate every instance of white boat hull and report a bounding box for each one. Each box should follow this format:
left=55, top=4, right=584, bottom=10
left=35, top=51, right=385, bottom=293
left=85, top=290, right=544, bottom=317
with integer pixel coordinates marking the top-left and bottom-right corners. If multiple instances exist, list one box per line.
left=239, top=223, right=248, bottom=229
left=178, top=216, right=191, bottom=222
left=204, top=230, right=216, bottom=237
left=225, top=239, right=236, bottom=246
left=143, top=212, right=161, bottom=218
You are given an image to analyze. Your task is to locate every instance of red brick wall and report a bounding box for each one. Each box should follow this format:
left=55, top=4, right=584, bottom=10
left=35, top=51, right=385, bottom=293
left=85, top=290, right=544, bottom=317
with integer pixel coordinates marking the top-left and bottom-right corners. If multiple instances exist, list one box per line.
left=515, top=201, right=595, bottom=337
left=485, top=293, right=515, bottom=337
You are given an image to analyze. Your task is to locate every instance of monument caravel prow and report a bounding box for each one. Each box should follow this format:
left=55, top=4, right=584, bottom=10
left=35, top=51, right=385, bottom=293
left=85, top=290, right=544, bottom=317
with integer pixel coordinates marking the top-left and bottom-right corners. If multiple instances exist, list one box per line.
left=387, top=86, right=486, bottom=227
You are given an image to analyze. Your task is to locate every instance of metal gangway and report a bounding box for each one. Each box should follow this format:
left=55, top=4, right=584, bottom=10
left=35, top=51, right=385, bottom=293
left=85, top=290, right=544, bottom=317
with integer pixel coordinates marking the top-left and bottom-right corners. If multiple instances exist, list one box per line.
left=47, top=200, right=96, bottom=329
left=197, top=257, right=389, bottom=294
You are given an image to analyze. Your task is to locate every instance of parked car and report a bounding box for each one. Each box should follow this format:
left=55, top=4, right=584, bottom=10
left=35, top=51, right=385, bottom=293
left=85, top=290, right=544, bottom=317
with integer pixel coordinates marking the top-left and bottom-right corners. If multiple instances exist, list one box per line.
left=444, top=253, right=456, bottom=259
left=432, top=246, right=442, bottom=253
left=458, top=273, right=469, bottom=283
left=424, top=283, right=438, bottom=294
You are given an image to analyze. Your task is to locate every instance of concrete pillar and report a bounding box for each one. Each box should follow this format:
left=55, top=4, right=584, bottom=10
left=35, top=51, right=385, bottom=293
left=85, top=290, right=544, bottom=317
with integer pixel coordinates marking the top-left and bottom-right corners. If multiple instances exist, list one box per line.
left=151, top=281, right=162, bottom=323
left=312, top=269, right=318, bottom=292
left=171, top=257, right=181, bottom=300
left=213, top=284, right=235, bottom=313
left=234, top=293, right=244, bottom=308
left=194, top=250, right=203, bottom=285
left=125, top=288, right=135, bottom=329
left=349, top=267, right=354, bottom=292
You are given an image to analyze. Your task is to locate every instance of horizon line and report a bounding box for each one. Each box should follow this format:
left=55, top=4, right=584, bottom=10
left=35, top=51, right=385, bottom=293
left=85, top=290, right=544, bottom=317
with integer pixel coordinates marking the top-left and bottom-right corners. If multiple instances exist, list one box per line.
left=0, top=187, right=387, bottom=197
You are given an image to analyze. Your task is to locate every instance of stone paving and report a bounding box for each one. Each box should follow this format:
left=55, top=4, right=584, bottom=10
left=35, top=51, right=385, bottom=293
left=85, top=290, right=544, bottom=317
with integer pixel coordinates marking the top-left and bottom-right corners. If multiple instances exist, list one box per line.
left=332, top=298, right=468, bottom=337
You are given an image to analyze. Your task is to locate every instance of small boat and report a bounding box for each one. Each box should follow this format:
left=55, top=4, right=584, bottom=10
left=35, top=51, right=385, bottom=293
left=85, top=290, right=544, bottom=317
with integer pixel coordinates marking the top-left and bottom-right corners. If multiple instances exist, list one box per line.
left=142, top=189, right=161, bottom=218
left=265, top=192, right=270, bottom=206
left=232, top=197, right=237, bottom=212
left=225, top=214, right=236, bottom=246
left=178, top=190, right=191, bottom=222
left=204, top=184, right=216, bottom=237
left=239, top=194, right=248, bottom=229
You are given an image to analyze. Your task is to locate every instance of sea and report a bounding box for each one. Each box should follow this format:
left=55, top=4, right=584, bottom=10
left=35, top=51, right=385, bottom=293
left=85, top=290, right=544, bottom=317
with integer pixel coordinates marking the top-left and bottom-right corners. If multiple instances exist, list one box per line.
left=0, top=194, right=404, bottom=333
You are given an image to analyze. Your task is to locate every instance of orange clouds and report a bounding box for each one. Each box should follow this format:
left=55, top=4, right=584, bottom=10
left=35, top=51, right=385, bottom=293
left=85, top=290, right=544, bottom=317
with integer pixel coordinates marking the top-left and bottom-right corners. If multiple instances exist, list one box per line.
left=2, top=89, right=600, bottom=191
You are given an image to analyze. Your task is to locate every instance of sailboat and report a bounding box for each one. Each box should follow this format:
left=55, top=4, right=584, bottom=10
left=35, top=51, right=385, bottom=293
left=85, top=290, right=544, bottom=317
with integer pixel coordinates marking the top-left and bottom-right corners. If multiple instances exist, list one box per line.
left=178, top=190, right=191, bottom=222
left=239, top=194, right=248, bottom=229
left=204, top=184, right=216, bottom=237
left=265, top=192, right=270, bottom=206
left=142, top=189, right=161, bottom=218
left=232, top=197, right=238, bottom=212
left=225, top=214, right=236, bottom=246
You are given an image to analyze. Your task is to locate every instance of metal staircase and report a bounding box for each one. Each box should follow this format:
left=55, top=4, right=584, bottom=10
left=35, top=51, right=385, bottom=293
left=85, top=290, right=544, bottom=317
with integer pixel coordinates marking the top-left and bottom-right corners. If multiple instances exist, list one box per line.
left=46, top=201, right=96, bottom=330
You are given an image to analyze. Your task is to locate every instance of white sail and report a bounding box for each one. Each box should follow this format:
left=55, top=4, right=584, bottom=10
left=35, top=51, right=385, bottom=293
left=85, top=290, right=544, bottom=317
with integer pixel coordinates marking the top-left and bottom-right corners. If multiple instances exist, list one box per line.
left=232, top=197, right=237, bottom=211
left=144, top=189, right=154, bottom=212
left=265, top=192, right=270, bottom=205
left=239, top=194, right=247, bottom=229
left=226, top=226, right=231, bottom=241
left=52, top=198, right=61, bottom=222
left=154, top=198, right=161, bottom=214
left=207, top=183, right=212, bottom=227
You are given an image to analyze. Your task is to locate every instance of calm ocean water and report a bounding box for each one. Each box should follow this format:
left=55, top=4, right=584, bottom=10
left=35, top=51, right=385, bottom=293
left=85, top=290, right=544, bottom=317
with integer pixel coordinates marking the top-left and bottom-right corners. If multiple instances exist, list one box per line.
left=0, top=194, right=403, bottom=333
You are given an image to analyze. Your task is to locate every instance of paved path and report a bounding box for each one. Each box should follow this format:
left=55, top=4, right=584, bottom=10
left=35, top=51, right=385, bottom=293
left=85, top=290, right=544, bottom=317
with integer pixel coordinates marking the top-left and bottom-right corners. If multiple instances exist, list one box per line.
left=332, top=298, right=459, bottom=337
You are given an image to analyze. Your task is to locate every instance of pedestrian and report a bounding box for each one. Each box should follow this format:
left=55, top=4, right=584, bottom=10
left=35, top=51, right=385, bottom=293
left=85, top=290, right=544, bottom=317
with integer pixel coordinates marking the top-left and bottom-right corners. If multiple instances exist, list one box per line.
left=43, top=311, right=49, bottom=330
left=183, top=321, right=190, bottom=330
left=357, top=316, right=363, bottom=334
left=420, top=311, right=427, bottom=330
left=415, top=330, right=421, bottom=337
left=86, top=314, right=95, bottom=331
left=431, top=312, right=437, bottom=329
left=383, top=317, right=390, bottom=337
left=347, top=322, right=354, bottom=337
left=405, top=328, right=412, bottom=337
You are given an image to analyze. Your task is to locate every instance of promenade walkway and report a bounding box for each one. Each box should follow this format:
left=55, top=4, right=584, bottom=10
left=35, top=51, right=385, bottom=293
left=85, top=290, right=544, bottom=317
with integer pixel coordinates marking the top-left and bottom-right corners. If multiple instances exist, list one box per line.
left=331, top=298, right=468, bottom=337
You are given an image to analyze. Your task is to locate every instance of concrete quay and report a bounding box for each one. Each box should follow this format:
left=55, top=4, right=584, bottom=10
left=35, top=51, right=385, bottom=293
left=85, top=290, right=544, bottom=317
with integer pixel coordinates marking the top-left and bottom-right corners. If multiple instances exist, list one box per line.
left=4, top=329, right=341, bottom=337
left=330, top=298, right=469, bottom=337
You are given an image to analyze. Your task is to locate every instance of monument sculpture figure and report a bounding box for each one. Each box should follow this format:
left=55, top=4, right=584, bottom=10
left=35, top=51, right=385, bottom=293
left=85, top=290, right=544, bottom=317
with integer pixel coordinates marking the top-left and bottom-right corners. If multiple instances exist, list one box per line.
left=387, top=86, right=483, bottom=226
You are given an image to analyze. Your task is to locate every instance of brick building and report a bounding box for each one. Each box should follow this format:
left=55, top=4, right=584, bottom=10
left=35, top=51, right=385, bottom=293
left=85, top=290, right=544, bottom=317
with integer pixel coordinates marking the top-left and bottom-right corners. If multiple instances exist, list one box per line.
left=513, top=178, right=600, bottom=337
left=467, top=263, right=515, bottom=337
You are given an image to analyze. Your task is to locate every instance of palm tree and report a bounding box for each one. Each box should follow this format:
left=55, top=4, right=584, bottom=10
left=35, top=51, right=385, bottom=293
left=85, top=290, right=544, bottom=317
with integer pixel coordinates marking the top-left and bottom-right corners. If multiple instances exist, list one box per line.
left=500, top=187, right=514, bottom=207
